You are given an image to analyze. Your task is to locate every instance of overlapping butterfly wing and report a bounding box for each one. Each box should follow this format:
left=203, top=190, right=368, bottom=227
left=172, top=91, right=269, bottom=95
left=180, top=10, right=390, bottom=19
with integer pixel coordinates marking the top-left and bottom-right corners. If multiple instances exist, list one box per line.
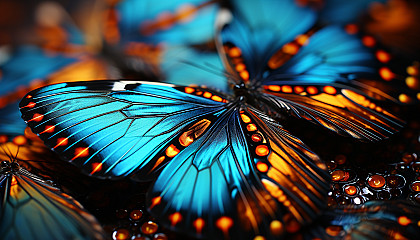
left=0, top=142, right=105, bottom=240
left=20, top=80, right=329, bottom=239
left=322, top=200, right=420, bottom=239
left=218, top=0, right=404, bottom=141
left=0, top=45, right=113, bottom=137
left=105, top=0, right=219, bottom=46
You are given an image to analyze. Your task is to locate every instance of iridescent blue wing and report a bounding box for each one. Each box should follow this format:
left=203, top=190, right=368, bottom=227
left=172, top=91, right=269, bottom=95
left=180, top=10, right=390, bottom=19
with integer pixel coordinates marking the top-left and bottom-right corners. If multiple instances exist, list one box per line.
left=105, top=0, right=218, bottom=45
left=256, top=26, right=404, bottom=141
left=0, top=46, right=113, bottom=137
left=20, top=80, right=329, bottom=239
left=218, top=0, right=317, bottom=83
left=0, top=46, right=76, bottom=137
left=20, top=80, right=230, bottom=179
left=321, top=200, right=420, bottom=239
left=218, top=0, right=404, bottom=141
left=0, top=143, right=105, bottom=240
left=161, top=46, right=227, bottom=91
left=319, top=0, right=387, bottom=24
left=147, top=105, right=329, bottom=239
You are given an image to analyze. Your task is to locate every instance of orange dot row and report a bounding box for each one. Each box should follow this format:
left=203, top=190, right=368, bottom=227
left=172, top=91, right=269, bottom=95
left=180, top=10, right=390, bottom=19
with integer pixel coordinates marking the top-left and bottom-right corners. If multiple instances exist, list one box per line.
left=240, top=112, right=271, bottom=174
left=265, top=85, right=337, bottom=95
left=184, top=87, right=227, bottom=103
left=224, top=45, right=250, bottom=82
left=149, top=198, right=234, bottom=237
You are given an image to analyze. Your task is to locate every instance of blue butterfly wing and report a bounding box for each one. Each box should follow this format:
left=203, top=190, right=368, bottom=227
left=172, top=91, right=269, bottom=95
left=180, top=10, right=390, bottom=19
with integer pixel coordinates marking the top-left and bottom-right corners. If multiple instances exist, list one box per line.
left=0, top=46, right=77, bottom=136
left=319, top=0, right=387, bottom=24
left=20, top=80, right=230, bottom=179
left=218, top=0, right=317, bottom=82
left=161, top=46, right=227, bottom=91
left=0, top=46, right=114, bottom=137
left=108, top=0, right=218, bottom=46
left=0, top=163, right=105, bottom=240
left=147, top=106, right=329, bottom=239
left=323, top=200, right=420, bottom=239
left=257, top=26, right=404, bottom=141
left=219, top=1, right=403, bottom=140
left=20, top=80, right=329, bottom=239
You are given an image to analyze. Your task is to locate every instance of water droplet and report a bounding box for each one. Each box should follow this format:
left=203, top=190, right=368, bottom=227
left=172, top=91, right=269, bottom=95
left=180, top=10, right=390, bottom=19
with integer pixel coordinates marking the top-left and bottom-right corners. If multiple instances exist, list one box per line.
left=141, top=221, right=158, bottom=235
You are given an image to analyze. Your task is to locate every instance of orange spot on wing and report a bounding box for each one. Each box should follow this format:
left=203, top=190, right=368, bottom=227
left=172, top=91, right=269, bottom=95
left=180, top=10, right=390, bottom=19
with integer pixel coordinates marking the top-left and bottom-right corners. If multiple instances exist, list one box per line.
left=150, top=196, right=162, bottom=209
left=256, top=162, right=269, bottom=172
left=228, top=47, right=241, bottom=58
left=251, top=134, right=262, bottom=142
left=203, top=92, right=212, bottom=98
left=240, top=114, right=251, bottom=123
left=282, top=42, right=299, bottom=55
left=211, top=95, right=223, bottom=102
left=306, top=86, right=318, bottom=95
left=345, top=24, right=358, bottom=34
left=239, top=70, right=249, bottom=81
left=169, top=212, right=182, bottom=226
left=166, top=144, right=180, bottom=158
left=294, top=86, right=305, bottom=94
left=0, top=135, right=8, bottom=143
left=379, top=67, right=394, bottom=81
left=296, top=34, right=309, bottom=46
left=54, top=138, right=68, bottom=148
left=12, top=136, right=27, bottom=146
left=28, top=113, right=44, bottom=122
left=185, top=87, right=195, bottom=93
left=40, top=125, right=55, bottom=134
left=150, top=156, right=166, bottom=173
left=90, top=163, right=103, bottom=175
left=71, top=147, right=89, bottom=161
left=376, top=50, right=391, bottom=63
left=256, top=145, right=269, bottom=157
left=235, top=63, right=246, bottom=72
left=362, top=36, right=376, bottom=47
left=193, top=218, right=205, bottom=234
left=25, top=102, right=36, bottom=108
left=267, top=85, right=281, bottom=92
left=282, top=85, right=292, bottom=93
left=323, top=86, right=337, bottom=95
left=26, top=95, right=32, bottom=99
left=216, top=216, right=233, bottom=237
left=398, top=216, right=411, bottom=226
left=247, top=124, right=257, bottom=132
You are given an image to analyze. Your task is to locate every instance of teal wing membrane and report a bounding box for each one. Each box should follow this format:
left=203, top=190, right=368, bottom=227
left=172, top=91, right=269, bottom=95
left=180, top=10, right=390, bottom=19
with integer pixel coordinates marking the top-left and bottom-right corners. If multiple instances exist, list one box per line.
left=20, top=80, right=328, bottom=239
left=0, top=166, right=104, bottom=240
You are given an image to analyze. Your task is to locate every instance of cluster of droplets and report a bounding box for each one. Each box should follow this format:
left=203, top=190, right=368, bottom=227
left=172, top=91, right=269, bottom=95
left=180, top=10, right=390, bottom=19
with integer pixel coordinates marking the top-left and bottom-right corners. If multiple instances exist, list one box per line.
left=327, top=152, right=420, bottom=206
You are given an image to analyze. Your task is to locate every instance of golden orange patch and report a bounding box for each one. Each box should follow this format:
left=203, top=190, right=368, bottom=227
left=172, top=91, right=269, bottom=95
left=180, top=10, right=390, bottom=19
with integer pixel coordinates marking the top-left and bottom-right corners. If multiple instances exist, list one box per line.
left=256, top=145, right=269, bottom=157
left=398, top=216, right=411, bottom=226
left=90, top=163, right=103, bottom=174
left=256, top=162, right=269, bottom=172
left=169, top=212, right=182, bottom=226
left=166, top=144, right=180, bottom=158
left=54, top=138, right=68, bottom=148
left=240, top=114, right=251, bottom=123
left=185, top=87, right=195, bottom=93
left=323, top=86, right=337, bottom=95
left=193, top=218, right=205, bottom=234
left=281, top=85, right=292, bottom=93
left=12, top=136, right=27, bottom=146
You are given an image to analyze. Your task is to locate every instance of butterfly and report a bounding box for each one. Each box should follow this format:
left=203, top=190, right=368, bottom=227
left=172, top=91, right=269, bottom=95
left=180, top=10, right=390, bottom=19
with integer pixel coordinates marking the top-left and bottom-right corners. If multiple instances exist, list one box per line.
left=19, top=0, right=405, bottom=239
left=318, top=200, right=420, bottom=239
left=0, top=0, right=225, bottom=138
left=0, top=137, right=105, bottom=240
